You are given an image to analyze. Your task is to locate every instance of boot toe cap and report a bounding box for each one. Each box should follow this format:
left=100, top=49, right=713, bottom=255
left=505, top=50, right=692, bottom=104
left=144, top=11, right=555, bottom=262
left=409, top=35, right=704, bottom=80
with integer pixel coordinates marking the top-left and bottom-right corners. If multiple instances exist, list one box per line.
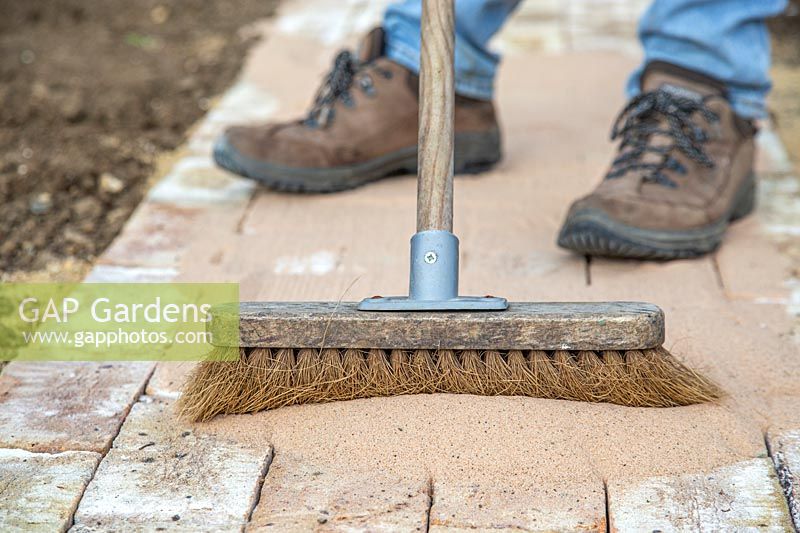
left=557, top=194, right=715, bottom=259
left=215, top=125, right=331, bottom=172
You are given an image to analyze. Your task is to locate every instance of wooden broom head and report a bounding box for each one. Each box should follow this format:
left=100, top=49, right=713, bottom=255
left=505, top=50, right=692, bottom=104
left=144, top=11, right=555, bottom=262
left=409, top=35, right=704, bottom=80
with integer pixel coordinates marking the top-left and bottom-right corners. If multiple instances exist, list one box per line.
left=208, top=301, right=667, bottom=352
left=176, top=302, right=721, bottom=422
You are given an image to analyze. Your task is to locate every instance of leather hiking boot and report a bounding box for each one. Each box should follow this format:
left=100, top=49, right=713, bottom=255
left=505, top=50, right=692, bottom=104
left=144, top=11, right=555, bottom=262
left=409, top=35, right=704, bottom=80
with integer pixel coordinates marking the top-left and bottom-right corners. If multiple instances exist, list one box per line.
left=214, top=28, right=502, bottom=192
left=558, top=61, right=757, bottom=259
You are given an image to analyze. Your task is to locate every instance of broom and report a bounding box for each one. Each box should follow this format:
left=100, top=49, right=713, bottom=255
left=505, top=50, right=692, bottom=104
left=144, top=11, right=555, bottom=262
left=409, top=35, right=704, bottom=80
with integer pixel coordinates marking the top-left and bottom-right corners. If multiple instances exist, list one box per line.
left=178, top=0, right=720, bottom=422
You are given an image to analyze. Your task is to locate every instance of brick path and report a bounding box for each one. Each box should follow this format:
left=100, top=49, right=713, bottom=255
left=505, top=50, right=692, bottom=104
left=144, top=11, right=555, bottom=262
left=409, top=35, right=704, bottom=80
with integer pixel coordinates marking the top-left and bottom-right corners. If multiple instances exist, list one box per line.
left=2, top=1, right=799, bottom=531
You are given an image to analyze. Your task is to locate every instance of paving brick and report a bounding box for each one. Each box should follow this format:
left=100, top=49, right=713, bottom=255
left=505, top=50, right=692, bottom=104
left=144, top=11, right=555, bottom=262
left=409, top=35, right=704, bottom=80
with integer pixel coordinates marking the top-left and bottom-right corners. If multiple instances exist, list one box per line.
left=756, top=126, right=796, bottom=176
left=713, top=301, right=800, bottom=396
left=429, top=480, right=605, bottom=532
left=146, top=362, right=195, bottom=400
left=588, top=255, right=721, bottom=302
left=99, top=201, right=201, bottom=269
left=758, top=176, right=800, bottom=239
left=608, top=458, right=794, bottom=531
left=0, top=448, right=99, bottom=533
left=248, top=460, right=430, bottom=532
left=147, top=159, right=255, bottom=207
left=715, top=136, right=797, bottom=302
left=70, top=522, right=209, bottom=533
left=767, top=429, right=800, bottom=530
left=85, top=265, right=179, bottom=283
left=204, top=82, right=279, bottom=129
left=99, top=200, right=251, bottom=272
left=715, top=217, right=793, bottom=302
left=0, top=362, right=153, bottom=453
left=73, top=396, right=270, bottom=531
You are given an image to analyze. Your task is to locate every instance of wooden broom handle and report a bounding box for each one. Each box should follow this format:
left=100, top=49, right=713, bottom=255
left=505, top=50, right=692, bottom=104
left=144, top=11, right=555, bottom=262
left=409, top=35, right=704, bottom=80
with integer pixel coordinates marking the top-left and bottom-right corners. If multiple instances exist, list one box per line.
left=417, top=0, right=455, bottom=232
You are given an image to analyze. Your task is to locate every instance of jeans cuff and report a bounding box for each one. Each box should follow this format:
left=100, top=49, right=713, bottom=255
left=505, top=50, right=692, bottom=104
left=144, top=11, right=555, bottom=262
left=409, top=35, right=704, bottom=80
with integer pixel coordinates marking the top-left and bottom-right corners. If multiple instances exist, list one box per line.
left=385, top=40, right=495, bottom=101
left=727, top=91, right=768, bottom=120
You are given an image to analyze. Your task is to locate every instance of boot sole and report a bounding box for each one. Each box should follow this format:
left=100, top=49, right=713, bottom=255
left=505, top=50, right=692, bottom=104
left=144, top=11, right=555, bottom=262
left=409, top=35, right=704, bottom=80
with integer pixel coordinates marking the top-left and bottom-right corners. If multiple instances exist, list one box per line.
left=557, top=172, right=756, bottom=260
left=214, top=129, right=502, bottom=193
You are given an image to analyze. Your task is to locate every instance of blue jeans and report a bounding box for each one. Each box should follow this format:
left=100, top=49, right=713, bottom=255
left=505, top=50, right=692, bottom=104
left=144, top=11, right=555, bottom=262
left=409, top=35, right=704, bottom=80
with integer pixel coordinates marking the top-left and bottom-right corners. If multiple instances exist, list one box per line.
left=383, top=0, right=788, bottom=119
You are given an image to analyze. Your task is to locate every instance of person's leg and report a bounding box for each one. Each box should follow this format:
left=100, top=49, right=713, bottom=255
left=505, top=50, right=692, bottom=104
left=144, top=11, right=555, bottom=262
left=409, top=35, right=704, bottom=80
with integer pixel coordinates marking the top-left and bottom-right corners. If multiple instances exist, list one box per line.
left=383, top=0, right=522, bottom=101
left=627, top=0, right=788, bottom=119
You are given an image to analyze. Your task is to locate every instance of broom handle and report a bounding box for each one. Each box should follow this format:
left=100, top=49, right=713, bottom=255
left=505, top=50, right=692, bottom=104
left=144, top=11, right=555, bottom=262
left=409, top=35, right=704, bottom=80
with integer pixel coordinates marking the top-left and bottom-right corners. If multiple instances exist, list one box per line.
left=417, top=0, right=455, bottom=233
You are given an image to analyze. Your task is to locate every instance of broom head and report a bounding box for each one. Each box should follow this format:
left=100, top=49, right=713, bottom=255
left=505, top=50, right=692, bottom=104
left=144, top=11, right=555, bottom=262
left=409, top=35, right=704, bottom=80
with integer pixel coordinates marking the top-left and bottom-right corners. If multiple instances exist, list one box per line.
left=178, top=302, right=721, bottom=421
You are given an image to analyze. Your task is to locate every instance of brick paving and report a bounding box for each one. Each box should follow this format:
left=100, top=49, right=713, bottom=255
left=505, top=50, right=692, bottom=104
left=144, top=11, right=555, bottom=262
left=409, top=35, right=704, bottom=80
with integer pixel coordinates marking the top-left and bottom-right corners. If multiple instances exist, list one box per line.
left=607, top=459, right=794, bottom=530
left=72, top=397, right=270, bottom=531
left=0, top=449, right=99, bottom=532
left=2, top=0, right=799, bottom=530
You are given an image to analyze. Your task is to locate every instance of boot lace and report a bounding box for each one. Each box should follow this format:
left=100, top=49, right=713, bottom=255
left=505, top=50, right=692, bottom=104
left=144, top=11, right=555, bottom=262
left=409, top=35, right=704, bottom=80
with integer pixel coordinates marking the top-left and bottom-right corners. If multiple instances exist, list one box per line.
left=606, top=89, right=719, bottom=188
left=304, top=50, right=392, bottom=128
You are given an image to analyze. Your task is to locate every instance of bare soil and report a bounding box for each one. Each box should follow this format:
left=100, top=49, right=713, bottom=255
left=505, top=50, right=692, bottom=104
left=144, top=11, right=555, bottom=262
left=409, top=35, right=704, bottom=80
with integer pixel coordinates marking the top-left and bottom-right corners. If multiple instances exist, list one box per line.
left=0, top=0, right=277, bottom=278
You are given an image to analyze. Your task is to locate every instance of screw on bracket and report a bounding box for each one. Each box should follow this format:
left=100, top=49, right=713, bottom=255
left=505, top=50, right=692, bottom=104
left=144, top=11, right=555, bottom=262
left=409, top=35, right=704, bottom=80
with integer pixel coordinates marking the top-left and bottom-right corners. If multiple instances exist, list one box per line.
left=423, top=251, right=438, bottom=264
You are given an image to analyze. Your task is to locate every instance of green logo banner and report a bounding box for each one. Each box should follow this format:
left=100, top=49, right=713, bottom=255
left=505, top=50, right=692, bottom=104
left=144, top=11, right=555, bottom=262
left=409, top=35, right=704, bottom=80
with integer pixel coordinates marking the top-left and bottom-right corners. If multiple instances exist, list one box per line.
left=0, top=283, right=239, bottom=361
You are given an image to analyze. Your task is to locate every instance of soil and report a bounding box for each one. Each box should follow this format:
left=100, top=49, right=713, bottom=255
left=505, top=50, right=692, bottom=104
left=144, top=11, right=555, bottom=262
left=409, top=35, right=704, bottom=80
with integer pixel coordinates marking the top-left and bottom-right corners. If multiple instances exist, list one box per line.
left=0, top=0, right=277, bottom=278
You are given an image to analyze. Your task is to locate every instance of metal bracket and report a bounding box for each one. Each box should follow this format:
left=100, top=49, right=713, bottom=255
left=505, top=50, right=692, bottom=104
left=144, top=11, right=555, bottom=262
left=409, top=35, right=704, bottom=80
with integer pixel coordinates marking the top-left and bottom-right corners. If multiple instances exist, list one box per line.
left=358, top=230, right=508, bottom=312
